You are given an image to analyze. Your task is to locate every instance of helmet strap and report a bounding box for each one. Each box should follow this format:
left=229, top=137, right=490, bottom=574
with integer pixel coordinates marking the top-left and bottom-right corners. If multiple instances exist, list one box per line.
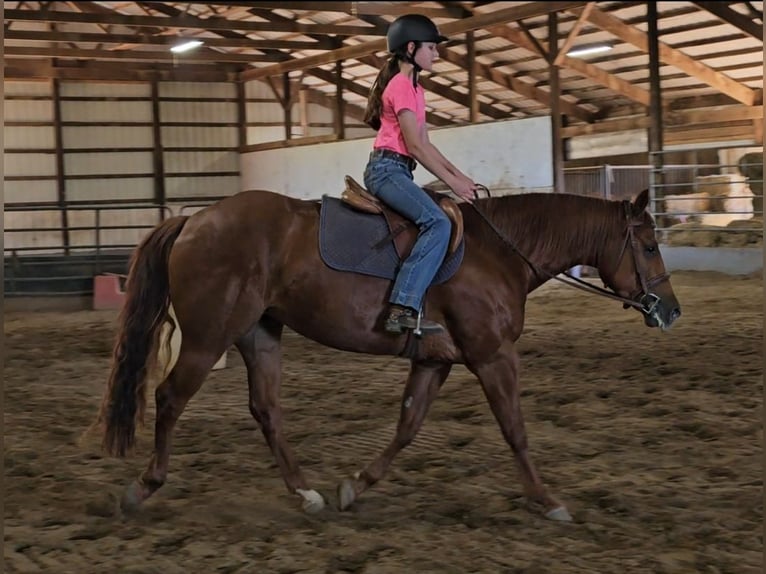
left=405, top=42, right=422, bottom=88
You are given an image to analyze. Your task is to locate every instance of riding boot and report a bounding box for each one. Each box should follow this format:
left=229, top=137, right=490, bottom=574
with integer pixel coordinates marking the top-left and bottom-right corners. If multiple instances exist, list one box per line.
left=384, top=305, right=445, bottom=335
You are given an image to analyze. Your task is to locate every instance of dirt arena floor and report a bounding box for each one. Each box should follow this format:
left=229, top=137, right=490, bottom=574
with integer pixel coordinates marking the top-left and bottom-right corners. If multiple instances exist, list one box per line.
left=4, top=270, right=762, bottom=573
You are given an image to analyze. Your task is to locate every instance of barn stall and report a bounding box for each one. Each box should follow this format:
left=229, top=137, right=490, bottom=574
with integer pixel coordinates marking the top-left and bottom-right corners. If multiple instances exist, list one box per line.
left=4, top=2, right=763, bottom=573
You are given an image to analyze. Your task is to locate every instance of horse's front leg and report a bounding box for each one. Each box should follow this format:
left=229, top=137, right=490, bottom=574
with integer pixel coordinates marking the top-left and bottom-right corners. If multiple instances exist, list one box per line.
left=470, top=343, right=572, bottom=521
left=337, top=361, right=451, bottom=510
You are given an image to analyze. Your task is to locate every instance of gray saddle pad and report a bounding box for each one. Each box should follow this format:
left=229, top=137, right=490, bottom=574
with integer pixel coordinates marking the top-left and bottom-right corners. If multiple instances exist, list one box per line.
left=318, top=195, right=464, bottom=285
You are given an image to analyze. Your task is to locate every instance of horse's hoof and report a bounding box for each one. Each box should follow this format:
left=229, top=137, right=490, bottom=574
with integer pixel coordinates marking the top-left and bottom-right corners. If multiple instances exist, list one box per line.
left=545, top=506, right=573, bottom=522
left=337, top=479, right=357, bottom=511
left=296, top=488, right=325, bottom=514
left=120, top=481, right=145, bottom=513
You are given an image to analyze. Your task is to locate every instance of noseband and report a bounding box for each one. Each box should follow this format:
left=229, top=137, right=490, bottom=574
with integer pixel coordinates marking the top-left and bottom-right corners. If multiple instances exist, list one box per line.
left=469, top=188, right=669, bottom=315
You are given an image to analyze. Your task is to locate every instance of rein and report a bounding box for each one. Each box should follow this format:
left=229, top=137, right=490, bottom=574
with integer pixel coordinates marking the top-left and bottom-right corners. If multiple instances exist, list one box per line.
left=466, top=185, right=664, bottom=313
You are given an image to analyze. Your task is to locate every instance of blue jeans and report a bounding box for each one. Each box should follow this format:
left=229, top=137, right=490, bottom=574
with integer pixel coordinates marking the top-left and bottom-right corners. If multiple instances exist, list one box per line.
left=363, top=155, right=450, bottom=311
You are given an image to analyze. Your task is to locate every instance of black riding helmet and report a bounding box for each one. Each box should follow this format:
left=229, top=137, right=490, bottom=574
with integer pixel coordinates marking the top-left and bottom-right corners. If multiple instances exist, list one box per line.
left=386, top=14, right=448, bottom=53
left=386, top=14, right=448, bottom=85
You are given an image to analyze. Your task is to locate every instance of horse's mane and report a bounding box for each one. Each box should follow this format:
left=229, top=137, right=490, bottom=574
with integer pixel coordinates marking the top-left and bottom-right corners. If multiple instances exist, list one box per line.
left=466, top=193, right=622, bottom=264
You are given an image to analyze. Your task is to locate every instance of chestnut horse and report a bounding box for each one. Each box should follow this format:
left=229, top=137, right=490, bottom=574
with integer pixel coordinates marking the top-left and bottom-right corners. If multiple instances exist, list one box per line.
left=97, top=187, right=681, bottom=521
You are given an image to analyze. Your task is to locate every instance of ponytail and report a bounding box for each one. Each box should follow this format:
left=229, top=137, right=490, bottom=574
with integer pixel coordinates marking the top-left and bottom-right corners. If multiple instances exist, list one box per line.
left=363, top=55, right=401, bottom=131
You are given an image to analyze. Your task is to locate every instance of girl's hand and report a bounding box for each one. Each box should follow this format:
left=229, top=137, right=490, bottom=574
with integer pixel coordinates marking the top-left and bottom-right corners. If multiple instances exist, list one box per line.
left=450, top=175, right=477, bottom=203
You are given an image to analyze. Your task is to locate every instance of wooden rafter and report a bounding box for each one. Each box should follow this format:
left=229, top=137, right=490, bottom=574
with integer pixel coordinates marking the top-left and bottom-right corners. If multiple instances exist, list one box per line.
left=4, top=8, right=386, bottom=36
left=4, top=58, right=241, bottom=82
left=485, top=22, right=651, bottom=107
left=5, top=28, right=337, bottom=50
left=691, top=1, right=763, bottom=41
left=436, top=47, right=596, bottom=122
left=561, top=104, right=763, bottom=137
left=209, top=1, right=457, bottom=18
left=5, top=46, right=284, bottom=63
left=570, top=5, right=758, bottom=106
left=553, top=2, right=595, bottom=66
left=4, top=1, right=761, bottom=138
left=240, top=1, right=589, bottom=81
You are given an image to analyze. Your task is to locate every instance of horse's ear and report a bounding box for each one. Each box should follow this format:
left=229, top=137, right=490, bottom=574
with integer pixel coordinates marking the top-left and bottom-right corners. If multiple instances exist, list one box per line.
left=632, top=189, right=650, bottom=215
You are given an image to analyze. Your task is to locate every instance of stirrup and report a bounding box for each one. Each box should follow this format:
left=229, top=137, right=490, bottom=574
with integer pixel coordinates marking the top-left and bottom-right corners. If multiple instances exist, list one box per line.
left=385, top=307, right=444, bottom=336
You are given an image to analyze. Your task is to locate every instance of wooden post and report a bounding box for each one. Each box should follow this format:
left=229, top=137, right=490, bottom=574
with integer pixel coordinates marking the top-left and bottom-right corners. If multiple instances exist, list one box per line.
left=299, top=88, right=309, bottom=137
left=466, top=31, right=479, bottom=123
left=150, top=78, right=166, bottom=218
left=335, top=59, right=345, bottom=139
left=548, top=13, right=565, bottom=193
left=283, top=72, right=292, bottom=140
left=236, top=80, right=247, bottom=148
left=647, top=2, right=663, bottom=208
left=51, top=77, right=70, bottom=253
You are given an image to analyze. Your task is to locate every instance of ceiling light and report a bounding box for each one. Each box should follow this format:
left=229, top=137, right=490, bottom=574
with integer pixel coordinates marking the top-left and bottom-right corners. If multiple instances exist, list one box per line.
left=171, top=40, right=204, bottom=53
left=566, top=44, right=613, bottom=58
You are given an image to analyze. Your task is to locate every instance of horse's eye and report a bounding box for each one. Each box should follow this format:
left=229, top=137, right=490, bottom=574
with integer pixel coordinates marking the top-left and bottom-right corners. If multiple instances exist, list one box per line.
left=645, top=245, right=656, bottom=254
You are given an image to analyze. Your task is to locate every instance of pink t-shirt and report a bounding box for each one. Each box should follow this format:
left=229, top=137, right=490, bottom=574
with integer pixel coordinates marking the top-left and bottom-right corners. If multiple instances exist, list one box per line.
left=373, top=73, right=425, bottom=157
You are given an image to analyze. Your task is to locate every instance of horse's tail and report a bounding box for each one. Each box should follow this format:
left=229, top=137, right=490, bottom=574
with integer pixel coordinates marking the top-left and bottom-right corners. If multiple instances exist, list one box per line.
left=98, top=215, right=189, bottom=457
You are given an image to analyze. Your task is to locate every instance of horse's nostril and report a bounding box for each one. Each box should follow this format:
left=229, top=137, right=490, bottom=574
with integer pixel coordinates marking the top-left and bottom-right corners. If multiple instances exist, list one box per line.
left=671, top=307, right=681, bottom=320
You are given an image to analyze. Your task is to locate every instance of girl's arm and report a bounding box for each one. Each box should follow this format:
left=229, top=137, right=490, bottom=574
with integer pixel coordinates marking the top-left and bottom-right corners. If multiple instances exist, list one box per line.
left=418, top=123, right=464, bottom=179
left=398, top=110, right=475, bottom=201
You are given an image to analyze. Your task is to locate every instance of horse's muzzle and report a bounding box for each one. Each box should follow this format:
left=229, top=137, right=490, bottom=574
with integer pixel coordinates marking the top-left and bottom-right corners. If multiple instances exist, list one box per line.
left=641, top=294, right=681, bottom=331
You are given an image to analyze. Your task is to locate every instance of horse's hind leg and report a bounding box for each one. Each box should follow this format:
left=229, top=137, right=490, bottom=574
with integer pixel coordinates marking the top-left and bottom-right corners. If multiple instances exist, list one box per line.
left=337, top=361, right=451, bottom=510
left=470, top=343, right=571, bottom=521
left=235, top=316, right=324, bottom=513
left=121, top=343, right=221, bottom=511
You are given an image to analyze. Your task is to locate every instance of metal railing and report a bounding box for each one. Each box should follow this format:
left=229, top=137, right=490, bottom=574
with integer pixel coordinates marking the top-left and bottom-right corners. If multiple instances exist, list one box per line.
left=4, top=203, right=171, bottom=296
left=564, top=150, right=763, bottom=248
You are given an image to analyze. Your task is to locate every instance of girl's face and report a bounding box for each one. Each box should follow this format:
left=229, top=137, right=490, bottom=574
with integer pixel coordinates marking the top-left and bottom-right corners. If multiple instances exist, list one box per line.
left=409, top=41, right=439, bottom=71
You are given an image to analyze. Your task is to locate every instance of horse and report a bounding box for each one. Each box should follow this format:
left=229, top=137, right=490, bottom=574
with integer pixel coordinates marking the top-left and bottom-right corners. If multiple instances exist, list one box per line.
left=96, top=185, right=681, bottom=522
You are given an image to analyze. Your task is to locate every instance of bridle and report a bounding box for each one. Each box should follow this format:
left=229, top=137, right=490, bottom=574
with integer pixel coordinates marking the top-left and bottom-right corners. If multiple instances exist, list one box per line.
left=467, top=186, right=671, bottom=316
left=614, top=200, right=671, bottom=315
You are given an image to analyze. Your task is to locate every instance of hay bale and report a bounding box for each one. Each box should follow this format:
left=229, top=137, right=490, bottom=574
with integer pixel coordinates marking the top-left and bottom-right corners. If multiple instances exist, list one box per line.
left=664, top=222, right=724, bottom=247
left=663, top=219, right=762, bottom=248
left=725, top=217, right=763, bottom=246
left=694, top=174, right=753, bottom=226
left=726, top=217, right=762, bottom=229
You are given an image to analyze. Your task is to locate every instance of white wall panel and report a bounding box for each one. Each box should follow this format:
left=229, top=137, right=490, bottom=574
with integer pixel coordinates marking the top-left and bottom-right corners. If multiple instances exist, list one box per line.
left=4, top=180, right=58, bottom=204
left=161, top=126, right=238, bottom=148
left=244, top=80, right=275, bottom=99
left=307, top=103, right=333, bottom=122
left=345, top=127, right=375, bottom=139
left=4, top=126, right=56, bottom=149
left=67, top=207, right=161, bottom=248
left=62, top=126, right=153, bottom=149
left=5, top=81, right=51, bottom=96
left=4, top=100, right=53, bottom=122
left=246, top=126, right=286, bottom=143
left=568, top=130, right=648, bottom=160
left=61, top=101, right=152, bottom=123
left=164, top=151, right=238, bottom=173
left=64, top=152, right=154, bottom=176
left=246, top=101, right=283, bottom=122
left=59, top=82, right=151, bottom=97
left=241, top=116, right=553, bottom=199
left=159, top=82, right=235, bottom=98
left=4, top=79, right=244, bottom=257
left=4, top=211, right=63, bottom=252
left=66, top=178, right=154, bottom=203
left=160, top=101, right=237, bottom=123
left=5, top=154, right=56, bottom=177
left=165, top=175, right=240, bottom=198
